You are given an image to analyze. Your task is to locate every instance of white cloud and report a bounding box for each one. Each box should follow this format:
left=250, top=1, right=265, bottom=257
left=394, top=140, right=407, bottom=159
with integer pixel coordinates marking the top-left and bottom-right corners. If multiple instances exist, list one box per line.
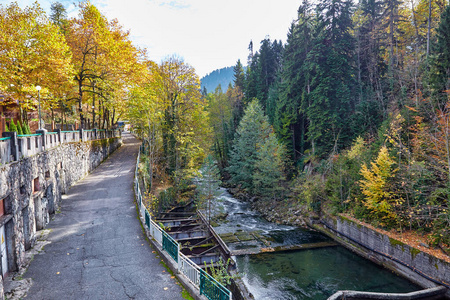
left=6, top=0, right=301, bottom=77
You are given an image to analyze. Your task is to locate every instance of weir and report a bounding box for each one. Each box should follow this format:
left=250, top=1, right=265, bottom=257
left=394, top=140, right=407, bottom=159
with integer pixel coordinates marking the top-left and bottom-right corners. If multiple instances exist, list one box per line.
left=210, top=187, right=447, bottom=300
left=230, top=241, right=339, bottom=256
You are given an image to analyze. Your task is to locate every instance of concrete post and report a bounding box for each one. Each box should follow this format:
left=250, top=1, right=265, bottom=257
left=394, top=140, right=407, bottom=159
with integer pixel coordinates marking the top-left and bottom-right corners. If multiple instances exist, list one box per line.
left=36, top=129, right=47, bottom=150
left=2, top=132, right=18, bottom=161
left=54, top=129, right=61, bottom=144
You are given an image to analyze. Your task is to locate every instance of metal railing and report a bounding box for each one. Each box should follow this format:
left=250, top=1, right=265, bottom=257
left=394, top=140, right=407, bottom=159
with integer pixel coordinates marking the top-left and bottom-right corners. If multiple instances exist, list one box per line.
left=134, top=146, right=232, bottom=300
left=200, top=269, right=232, bottom=300
left=179, top=252, right=201, bottom=286
left=162, top=231, right=179, bottom=262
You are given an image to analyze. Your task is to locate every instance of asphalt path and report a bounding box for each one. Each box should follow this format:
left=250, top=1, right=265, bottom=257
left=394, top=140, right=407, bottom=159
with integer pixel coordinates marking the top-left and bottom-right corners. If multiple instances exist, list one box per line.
left=23, top=133, right=185, bottom=300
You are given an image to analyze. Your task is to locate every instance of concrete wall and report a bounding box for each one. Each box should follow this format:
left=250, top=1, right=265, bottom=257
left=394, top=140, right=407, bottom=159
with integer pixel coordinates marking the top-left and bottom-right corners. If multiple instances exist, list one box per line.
left=0, top=137, right=121, bottom=293
left=312, top=215, right=449, bottom=298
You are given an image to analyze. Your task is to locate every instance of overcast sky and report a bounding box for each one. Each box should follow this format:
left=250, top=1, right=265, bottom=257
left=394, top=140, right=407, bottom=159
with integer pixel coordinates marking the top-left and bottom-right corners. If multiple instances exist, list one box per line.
left=5, top=0, right=301, bottom=77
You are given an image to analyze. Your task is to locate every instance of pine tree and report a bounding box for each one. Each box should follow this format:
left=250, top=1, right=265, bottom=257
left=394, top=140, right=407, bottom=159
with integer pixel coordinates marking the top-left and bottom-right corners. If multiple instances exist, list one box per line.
left=253, top=131, right=287, bottom=199
left=305, top=0, right=356, bottom=157
left=233, top=59, right=245, bottom=93
left=430, top=5, right=450, bottom=107
left=50, top=2, right=68, bottom=34
left=275, top=1, right=314, bottom=162
left=227, top=99, right=271, bottom=191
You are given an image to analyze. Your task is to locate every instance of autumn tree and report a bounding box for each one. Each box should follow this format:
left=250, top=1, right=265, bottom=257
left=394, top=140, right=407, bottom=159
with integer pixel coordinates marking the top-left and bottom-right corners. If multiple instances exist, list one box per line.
left=66, top=1, right=145, bottom=129
left=0, top=2, right=73, bottom=124
left=207, top=86, right=233, bottom=171
left=152, top=57, right=211, bottom=188
left=359, top=146, right=400, bottom=226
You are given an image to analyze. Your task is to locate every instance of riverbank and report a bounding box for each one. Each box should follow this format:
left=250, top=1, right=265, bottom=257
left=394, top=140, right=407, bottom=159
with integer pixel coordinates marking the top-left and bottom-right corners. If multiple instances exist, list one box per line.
left=226, top=186, right=450, bottom=297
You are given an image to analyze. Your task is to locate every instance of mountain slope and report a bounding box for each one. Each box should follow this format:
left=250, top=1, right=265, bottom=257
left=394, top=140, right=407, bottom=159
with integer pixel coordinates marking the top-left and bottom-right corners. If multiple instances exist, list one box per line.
left=201, top=66, right=234, bottom=93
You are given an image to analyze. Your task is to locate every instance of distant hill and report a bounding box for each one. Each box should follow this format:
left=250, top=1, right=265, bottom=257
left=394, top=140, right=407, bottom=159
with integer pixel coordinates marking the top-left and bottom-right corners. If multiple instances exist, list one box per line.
left=201, top=66, right=234, bottom=94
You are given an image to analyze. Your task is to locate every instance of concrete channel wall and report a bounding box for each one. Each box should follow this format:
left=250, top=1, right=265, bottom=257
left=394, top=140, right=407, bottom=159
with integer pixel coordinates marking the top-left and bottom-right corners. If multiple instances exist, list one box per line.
left=311, top=215, right=449, bottom=299
left=328, top=286, right=447, bottom=300
left=0, top=132, right=121, bottom=299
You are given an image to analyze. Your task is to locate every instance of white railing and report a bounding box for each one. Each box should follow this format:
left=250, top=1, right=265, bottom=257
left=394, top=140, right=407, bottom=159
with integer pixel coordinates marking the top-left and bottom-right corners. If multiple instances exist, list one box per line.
left=149, top=218, right=163, bottom=246
left=179, top=252, right=201, bottom=287
left=1, top=129, right=121, bottom=163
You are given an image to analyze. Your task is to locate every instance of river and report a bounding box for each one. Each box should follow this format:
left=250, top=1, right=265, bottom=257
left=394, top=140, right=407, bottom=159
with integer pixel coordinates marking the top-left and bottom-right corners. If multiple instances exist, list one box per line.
left=212, top=188, right=420, bottom=299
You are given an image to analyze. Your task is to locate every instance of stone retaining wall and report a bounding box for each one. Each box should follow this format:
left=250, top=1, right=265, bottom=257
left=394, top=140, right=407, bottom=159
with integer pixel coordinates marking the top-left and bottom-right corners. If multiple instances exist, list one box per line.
left=0, top=137, right=121, bottom=294
left=312, top=215, right=449, bottom=298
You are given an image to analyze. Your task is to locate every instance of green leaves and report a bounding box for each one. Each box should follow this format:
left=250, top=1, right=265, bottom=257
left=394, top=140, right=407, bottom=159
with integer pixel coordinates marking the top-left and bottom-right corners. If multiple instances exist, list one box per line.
left=227, top=99, right=286, bottom=199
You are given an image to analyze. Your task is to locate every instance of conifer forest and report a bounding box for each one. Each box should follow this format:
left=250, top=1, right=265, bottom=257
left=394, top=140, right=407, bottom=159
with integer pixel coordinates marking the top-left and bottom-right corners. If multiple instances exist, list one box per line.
left=1, top=0, right=450, bottom=257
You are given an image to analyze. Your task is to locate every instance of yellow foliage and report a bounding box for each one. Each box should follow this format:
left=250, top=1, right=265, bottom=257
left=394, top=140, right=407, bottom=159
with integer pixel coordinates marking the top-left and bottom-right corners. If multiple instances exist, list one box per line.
left=359, top=146, right=399, bottom=225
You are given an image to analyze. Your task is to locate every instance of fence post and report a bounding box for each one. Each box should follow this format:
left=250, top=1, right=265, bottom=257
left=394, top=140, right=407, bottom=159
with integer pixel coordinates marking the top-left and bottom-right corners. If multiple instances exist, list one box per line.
left=54, top=128, right=61, bottom=143
left=79, top=128, right=84, bottom=141
left=177, top=243, right=181, bottom=270
left=2, top=131, right=18, bottom=161
left=36, top=129, right=47, bottom=150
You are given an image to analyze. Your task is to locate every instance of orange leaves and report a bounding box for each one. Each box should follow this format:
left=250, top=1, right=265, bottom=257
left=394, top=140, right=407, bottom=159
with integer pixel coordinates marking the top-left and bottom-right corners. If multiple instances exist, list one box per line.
left=0, top=2, right=73, bottom=107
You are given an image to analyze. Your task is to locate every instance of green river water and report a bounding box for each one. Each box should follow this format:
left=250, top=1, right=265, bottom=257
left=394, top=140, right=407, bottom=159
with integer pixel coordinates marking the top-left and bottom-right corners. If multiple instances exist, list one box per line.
left=213, top=188, right=420, bottom=299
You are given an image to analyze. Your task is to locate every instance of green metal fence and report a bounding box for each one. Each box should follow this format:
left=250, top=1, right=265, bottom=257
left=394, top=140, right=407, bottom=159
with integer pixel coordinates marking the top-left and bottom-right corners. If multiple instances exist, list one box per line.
left=200, top=269, right=231, bottom=300
left=162, top=231, right=178, bottom=263
left=134, top=142, right=232, bottom=300
left=145, top=210, right=150, bottom=228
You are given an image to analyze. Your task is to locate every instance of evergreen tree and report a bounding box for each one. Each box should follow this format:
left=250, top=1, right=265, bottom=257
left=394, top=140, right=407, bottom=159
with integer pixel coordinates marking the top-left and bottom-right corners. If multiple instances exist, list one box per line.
left=50, top=2, right=69, bottom=34
left=227, top=99, right=271, bottom=191
left=233, top=59, right=246, bottom=92
left=197, top=155, right=222, bottom=225
left=305, top=0, right=356, bottom=156
left=275, top=1, right=314, bottom=162
left=430, top=5, right=450, bottom=107
left=246, top=38, right=283, bottom=117
left=16, top=120, right=23, bottom=135
left=9, top=119, right=17, bottom=133
left=253, top=131, right=287, bottom=199
left=352, top=0, right=386, bottom=132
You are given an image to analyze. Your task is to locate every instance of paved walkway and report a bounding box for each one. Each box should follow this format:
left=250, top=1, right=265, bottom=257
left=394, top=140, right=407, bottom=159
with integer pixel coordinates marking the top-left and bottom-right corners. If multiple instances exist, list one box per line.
left=22, top=133, right=185, bottom=300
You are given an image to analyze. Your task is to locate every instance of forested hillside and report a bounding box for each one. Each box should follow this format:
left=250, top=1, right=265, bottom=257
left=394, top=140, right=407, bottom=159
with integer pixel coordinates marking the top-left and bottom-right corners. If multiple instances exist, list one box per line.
left=201, top=66, right=234, bottom=94
left=207, top=0, right=450, bottom=254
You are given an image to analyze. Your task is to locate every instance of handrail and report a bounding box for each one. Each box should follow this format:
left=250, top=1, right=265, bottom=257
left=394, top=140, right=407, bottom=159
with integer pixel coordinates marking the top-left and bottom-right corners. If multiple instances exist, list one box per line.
left=1, top=129, right=120, bottom=164
left=134, top=145, right=232, bottom=300
left=18, top=134, right=42, bottom=137
left=61, top=130, right=78, bottom=133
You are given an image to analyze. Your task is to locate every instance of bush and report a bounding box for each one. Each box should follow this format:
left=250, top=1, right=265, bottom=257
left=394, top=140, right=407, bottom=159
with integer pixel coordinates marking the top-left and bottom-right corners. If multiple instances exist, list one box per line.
left=22, top=122, right=29, bottom=134
left=9, top=119, right=17, bottom=133
left=16, top=121, right=23, bottom=135
left=428, top=210, right=450, bottom=254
